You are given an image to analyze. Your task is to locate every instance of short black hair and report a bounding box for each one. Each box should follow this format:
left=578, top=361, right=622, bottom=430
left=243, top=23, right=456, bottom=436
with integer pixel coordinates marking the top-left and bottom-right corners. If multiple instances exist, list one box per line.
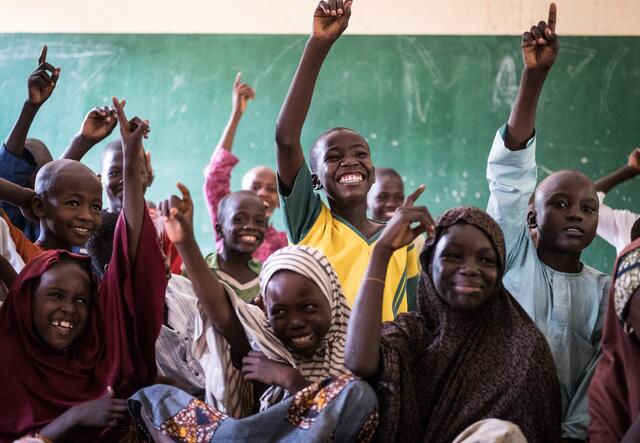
left=309, top=127, right=369, bottom=173
left=86, top=210, right=119, bottom=278
left=631, top=217, right=640, bottom=242
left=375, top=167, right=402, bottom=182
left=217, top=190, right=262, bottom=225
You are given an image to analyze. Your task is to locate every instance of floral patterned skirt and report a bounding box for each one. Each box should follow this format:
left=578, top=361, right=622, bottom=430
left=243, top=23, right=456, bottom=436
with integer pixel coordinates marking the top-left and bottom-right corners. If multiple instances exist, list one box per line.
left=128, top=374, right=378, bottom=442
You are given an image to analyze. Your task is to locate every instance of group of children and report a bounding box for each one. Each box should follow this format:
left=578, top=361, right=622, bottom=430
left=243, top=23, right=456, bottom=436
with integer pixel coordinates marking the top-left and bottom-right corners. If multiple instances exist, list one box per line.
left=0, top=2, right=639, bottom=442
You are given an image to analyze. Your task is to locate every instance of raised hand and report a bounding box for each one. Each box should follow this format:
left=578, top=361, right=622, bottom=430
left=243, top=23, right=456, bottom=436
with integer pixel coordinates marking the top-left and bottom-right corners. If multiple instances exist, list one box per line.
left=28, top=45, right=61, bottom=106
left=232, top=73, right=256, bottom=115
left=522, top=3, right=559, bottom=71
left=628, top=148, right=640, bottom=172
left=112, top=97, right=149, bottom=155
left=159, top=183, right=194, bottom=245
left=313, top=0, right=353, bottom=43
left=79, top=106, right=118, bottom=144
left=376, top=185, right=434, bottom=251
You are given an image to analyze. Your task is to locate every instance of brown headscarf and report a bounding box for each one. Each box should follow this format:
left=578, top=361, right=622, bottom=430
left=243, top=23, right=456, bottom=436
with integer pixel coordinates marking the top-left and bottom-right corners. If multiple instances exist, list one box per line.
left=373, top=206, right=561, bottom=443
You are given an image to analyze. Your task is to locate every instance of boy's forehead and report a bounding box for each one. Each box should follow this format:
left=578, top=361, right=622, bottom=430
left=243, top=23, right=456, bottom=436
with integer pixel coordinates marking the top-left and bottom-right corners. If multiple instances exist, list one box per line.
left=319, top=129, right=369, bottom=150
left=220, top=192, right=265, bottom=219
left=242, top=166, right=276, bottom=187
left=536, top=170, right=595, bottom=200
left=51, top=167, right=102, bottom=196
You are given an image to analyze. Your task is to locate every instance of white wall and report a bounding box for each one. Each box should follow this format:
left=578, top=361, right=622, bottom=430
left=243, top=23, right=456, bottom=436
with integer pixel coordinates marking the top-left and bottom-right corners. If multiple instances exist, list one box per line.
left=1, top=0, right=639, bottom=35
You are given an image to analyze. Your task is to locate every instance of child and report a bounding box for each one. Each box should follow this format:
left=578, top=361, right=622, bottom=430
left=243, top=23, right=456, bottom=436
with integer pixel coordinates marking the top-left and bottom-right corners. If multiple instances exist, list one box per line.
left=204, top=73, right=287, bottom=262
left=589, top=230, right=640, bottom=442
left=0, top=98, right=168, bottom=441
left=593, top=148, right=640, bottom=254
left=150, top=185, right=353, bottom=418
left=485, top=5, right=609, bottom=440
left=86, top=209, right=206, bottom=399
left=275, top=0, right=418, bottom=320
left=367, top=167, right=405, bottom=222
left=204, top=190, right=266, bottom=303
left=0, top=46, right=58, bottom=241
left=345, top=202, right=561, bottom=443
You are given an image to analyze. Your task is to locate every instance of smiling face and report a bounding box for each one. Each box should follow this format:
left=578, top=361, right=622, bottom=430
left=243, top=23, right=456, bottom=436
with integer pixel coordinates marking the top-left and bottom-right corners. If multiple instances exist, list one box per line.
left=367, top=170, right=405, bottom=221
left=32, top=260, right=92, bottom=350
left=101, top=141, right=152, bottom=212
left=242, top=166, right=279, bottom=218
left=264, top=270, right=332, bottom=358
left=34, top=161, right=103, bottom=247
left=531, top=170, right=598, bottom=254
left=430, top=223, right=499, bottom=311
left=311, top=128, right=375, bottom=206
left=216, top=192, right=268, bottom=254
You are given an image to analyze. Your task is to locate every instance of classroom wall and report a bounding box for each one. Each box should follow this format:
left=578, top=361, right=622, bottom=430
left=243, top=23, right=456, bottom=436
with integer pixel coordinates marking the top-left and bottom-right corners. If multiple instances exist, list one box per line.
left=1, top=0, right=639, bottom=35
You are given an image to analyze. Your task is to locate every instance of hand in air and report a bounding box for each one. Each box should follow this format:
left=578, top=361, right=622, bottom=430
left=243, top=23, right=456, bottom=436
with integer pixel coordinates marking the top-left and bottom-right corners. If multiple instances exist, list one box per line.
left=232, top=73, right=255, bottom=114
left=313, top=0, right=353, bottom=43
left=522, top=3, right=559, bottom=71
left=70, top=386, right=127, bottom=428
left=28, top=45, right=61, bottom=106
left=159, top=183, right=194, bottom=245
left=242, top=351, right=299, bottom=388
left=628, top=148, right=640, bottom=172
left=112, top=97, right=150, bottom=155
left=376, top=185, right=435, bottom=251
left=80, top=106, right=118, bottom=144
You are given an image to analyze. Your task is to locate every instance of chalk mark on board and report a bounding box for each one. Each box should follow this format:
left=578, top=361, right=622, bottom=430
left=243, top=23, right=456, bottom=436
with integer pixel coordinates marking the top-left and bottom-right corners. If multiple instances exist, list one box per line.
left=561, top=43, right=597, bottom=77
left=600, top=46, right=629, bottom=115
left=492, top=55, right=518, bottom=112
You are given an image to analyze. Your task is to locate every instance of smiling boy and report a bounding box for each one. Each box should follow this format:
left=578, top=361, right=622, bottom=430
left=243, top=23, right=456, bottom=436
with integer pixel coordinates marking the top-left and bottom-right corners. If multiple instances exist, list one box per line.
left=486, top=5, right=609, bottom=441
left=275, top=3, right=418, bottom=320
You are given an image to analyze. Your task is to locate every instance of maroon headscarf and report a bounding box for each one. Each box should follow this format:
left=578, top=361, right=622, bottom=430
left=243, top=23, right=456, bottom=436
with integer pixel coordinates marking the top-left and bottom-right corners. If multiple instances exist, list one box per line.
left=588, top=237, right=640, bottom=442
left=373, top=206, right=561, bottom=443
left=0, top=211, right=167, bottom=441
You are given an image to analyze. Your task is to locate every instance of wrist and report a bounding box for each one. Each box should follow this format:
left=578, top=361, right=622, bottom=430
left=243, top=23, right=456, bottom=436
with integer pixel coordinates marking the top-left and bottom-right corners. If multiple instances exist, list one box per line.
left=73, top=133, right=96, bottom=147
left=307, top=36, right=334, bottom=50
left=23, top=100, right=40, bottom=114
left=372, top=242, right=394, bottom=260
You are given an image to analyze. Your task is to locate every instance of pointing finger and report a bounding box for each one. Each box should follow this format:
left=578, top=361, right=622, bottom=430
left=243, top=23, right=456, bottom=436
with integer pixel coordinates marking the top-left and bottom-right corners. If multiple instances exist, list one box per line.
left=235, top=72, right=241, bottom=88
left=39, top=45, right=47, bottom=65
left=404, top=185, right=426, bottom=208
left=548, top=3, right=557, bottom=33
left=112, top=97, right=128, bottom=128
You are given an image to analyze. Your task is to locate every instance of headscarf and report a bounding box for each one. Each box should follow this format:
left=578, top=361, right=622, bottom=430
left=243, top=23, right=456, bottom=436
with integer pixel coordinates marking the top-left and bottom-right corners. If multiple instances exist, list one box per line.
left=195, top=245, right=351, bottom=418
left=0, top=211, right=167, bottom=440
left=373, top=206, right=561, bottom=443
left=588, top=237, right=640, bottom=442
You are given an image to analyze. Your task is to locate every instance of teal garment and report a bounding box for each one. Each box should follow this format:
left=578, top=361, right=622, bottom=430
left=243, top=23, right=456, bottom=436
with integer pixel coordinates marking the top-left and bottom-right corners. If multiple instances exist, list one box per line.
left=486, top=125, right=610, bottom=440
left=204, top=252, right=261, bottom=303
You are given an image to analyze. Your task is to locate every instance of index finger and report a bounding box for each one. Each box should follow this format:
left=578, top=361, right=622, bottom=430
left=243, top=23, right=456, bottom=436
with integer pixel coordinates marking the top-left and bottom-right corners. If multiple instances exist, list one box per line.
left=548, top=3, right=557, bottom=33
left=176, top=182, right=192, bottom=201
left=404, top=185, right=426, bottom=208
left=235, top=72, right=241, bottom=88
left=112, top=97, right=128, bottom=127
left=39, top=45, right=47, bottom=65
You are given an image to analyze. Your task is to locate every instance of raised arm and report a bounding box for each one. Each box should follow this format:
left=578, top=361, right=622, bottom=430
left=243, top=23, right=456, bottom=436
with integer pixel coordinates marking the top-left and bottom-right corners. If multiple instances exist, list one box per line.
left=217, top=73, right=254, bottom=153
left=505, top=3, right=558, bottom=150
left=275, top=0, right=352, bottom=191
left=112, top=97, right=149, bottom=262
left=345, top=186, right=432, bottom=378
left=61, top=106, right=118, bottom=160
left=4, top=46, right=60, bottom=158
left=0, top=178, right=36, bottom=221
left=594, top=148, right=640, bottom=194
left=160, top=184, right=251, bottom=362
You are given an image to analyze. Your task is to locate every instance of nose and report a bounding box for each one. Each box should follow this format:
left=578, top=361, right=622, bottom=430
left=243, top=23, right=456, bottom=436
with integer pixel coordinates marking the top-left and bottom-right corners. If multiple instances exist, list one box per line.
left=289, top=315, right=307, bottom=330
left=340, top=157, right=358, bottom=167
left=59, top=297, right=77, bottom=315
left=566, top=205, right=584, bottom=221
left=459, top=259, right=481, bottom=276
left=77, top=206, right=94, bottom=223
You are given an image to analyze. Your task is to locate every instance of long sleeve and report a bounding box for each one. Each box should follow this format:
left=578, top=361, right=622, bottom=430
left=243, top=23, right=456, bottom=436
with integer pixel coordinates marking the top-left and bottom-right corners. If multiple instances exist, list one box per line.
left=486, top=125, right=537, bottom=268
left=596, top=192, right=639, bottom=254
left=203, top=148, right=239, bottom=253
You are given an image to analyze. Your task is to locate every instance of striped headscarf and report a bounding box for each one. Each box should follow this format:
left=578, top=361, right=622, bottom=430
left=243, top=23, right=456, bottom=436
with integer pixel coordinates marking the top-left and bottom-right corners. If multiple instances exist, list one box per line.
left=260, top=245, right=351, bottom=381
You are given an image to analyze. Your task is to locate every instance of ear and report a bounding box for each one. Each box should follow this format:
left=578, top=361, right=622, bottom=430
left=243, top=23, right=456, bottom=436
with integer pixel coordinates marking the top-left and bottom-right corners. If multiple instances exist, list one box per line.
left=527, top=207, right=538, bottom=229
left=96, top=173, right=102, bottom=181
left=311, top=173, right=323, bottom=191
left=32, top=195, right=46, bottom=219
left=215, top=222, right=224, bottom=238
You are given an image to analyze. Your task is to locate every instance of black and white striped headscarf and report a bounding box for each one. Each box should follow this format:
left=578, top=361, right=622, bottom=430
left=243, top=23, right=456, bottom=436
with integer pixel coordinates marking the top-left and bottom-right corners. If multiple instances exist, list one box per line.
left=260, top=245, right=351, bottom=381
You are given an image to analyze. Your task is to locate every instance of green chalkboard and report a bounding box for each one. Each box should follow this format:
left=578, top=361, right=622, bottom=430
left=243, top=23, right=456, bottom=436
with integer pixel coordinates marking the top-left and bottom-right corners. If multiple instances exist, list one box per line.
left=0, top=34, right=638, bottom=273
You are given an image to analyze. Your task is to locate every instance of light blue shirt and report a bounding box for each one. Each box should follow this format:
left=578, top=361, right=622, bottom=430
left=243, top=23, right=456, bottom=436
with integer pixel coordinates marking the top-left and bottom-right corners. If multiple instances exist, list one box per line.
left=486, top=126, right=610, bottom=440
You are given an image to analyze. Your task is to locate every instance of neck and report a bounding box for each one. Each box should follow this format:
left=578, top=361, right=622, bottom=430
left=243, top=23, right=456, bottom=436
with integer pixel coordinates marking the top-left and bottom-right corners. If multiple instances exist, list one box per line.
left=219, top=246, right=253, bottom=270
left=36, top=226, right=73, bottom=252
left=328, top=198, right=371, bottom=233
left=536, top=246, right=583, bottom=273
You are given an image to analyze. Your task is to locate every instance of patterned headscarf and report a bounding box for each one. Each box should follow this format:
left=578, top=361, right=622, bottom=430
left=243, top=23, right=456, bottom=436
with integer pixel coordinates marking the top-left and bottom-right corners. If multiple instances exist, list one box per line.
left=614, top=247, right=640, bottom=325
left=260, top=245, right=351, bottom=380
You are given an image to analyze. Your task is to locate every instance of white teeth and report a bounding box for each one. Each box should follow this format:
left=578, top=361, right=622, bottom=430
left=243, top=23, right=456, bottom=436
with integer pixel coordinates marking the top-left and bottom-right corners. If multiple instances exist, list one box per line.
left=52, top=320, right=74, bottom=329
left=339, top=174, right=364, bottom=184
left=291, top=334, right=314, bottom=345
left=240, top=235, right=257, bottom=242
left=72, top=226, right=89, bottom=233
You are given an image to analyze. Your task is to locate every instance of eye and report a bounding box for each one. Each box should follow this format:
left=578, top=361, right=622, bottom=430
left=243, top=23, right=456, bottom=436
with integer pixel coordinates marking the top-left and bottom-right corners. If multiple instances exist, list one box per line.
left=444, top=252, right=461, bottom=260
left=582, top=205, right=596, bottom=214
left=270, top=309, right=285, bottom=319
left=480, top=256, right=497, bottom=266
left=552, top=201, right=568, bottom=209
left=255, top=217, right=267, bottom=227
left=108, top=170, right=121, bottom=178
left=47, top=292, right=63, bottom=300
left=267, top=186, right=277, bottom=193
left=92, top=204, right=102, bottom=211
left=251, top=184, right=260, bottom=191
left=303, top=303, right=317, bottom=312
left=66, top=200, right=79, bottom=207
left=356, top=151, right=369, bottom=158
left=75, top=296, right=89, bottom=305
